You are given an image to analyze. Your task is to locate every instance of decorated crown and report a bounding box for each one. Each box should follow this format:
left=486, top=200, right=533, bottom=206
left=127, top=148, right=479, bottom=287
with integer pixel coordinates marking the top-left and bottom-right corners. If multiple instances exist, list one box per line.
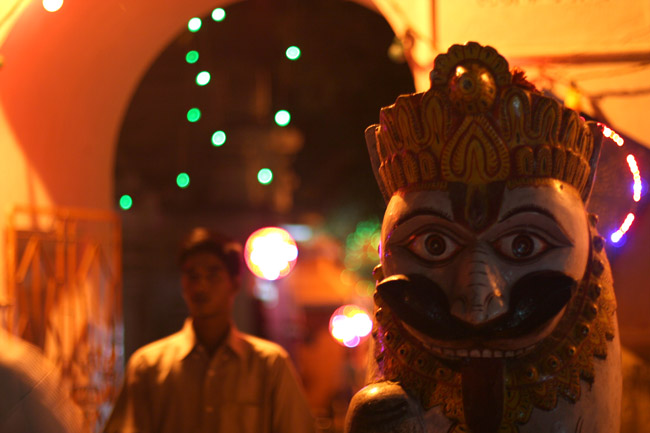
left=366, top=42, right=602, bottom=203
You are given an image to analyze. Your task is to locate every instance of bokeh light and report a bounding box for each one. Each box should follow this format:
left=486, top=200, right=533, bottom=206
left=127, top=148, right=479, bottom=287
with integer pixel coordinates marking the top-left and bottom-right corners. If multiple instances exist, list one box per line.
left=257, top=168, right=273, bottom=185
left=196, top=71, right=211, bottom=86
left=254, top=280, right=278, bottom=306
left=285, top=46, right=301, bottom=60
left=188, top=17, right=202, bottom=32
left=627, top=154, right=642, bottom=202
left=212, top=130, right=226, bottom=147
left=187, top=108, right=201, bottom=122
left=42, top=0, right=63, bottom=12
left=610, top=213, right=635, bottom=243
left=344, top=218, right=381, bottom=272
left=355, top=280, right=375, bottom=297
left=602, top=124, right=625, bottom=146
left=119, top=194, right=133, bottom=210
left=185, top=50, right=199, bottom=64
left=176, top=172, right=190, bottom=188
left=329, top=305, right=373, bottom=348
left=212, top=8, right=226, bottom=21
left=244, top=227, right=298, bottom=281
left=282, top=224, right=313, bottom=242
left=274, top=110, right=291, bottom=127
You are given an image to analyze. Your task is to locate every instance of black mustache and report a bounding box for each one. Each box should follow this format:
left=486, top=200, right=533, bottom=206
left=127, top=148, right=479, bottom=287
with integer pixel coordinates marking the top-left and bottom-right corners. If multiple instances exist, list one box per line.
left=376, top=271, right=575, bottom=341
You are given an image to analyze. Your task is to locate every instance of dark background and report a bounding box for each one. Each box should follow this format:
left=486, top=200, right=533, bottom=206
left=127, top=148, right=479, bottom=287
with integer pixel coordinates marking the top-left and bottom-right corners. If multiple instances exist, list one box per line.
left=114, top=0, right=414, bottom=357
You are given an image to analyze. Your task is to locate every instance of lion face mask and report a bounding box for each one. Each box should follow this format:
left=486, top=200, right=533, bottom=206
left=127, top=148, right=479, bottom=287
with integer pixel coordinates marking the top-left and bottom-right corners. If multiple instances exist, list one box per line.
left=345, top=42, right=621, bottom=433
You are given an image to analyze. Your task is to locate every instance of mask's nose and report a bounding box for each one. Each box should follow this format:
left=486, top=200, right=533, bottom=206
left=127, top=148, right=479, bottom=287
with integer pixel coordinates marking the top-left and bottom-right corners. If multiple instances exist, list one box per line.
left=449, top=243, right=507, bottom=325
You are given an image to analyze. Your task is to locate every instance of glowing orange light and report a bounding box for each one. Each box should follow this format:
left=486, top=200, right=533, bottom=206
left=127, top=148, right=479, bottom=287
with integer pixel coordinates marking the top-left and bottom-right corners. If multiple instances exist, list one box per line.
left=244, top=227, right=298, bottom=281
left=610, top=213, right=635, bottom=243
left=627, top=154, right=642, bottom=202
left=329, top=305, right=373, bottom=348
left=601, top=124, right=625, bottom=146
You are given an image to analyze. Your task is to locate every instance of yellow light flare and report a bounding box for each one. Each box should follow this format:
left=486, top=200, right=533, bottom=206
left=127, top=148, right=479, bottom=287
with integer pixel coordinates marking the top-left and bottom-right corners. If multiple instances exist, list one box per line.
left=329, top=305, right=373, bottom=348
left=602, top=124, right=624, bottom=146
left=244, top=227, right=298, bottom=280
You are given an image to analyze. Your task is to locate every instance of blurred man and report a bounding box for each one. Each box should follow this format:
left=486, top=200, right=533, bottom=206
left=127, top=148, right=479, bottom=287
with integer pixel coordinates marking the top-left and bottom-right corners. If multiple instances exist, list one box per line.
left=104, top=227, right=315, bottom=433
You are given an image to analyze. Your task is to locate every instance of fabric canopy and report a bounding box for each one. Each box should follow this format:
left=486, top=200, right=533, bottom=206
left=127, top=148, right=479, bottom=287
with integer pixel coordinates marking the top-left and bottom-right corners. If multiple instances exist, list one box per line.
left=368, top=0, right=650, bottom=147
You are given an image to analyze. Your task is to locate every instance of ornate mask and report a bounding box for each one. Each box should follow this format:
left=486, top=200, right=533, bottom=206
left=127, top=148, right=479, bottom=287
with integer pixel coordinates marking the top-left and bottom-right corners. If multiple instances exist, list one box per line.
left=361, top=42, right=621, bottom=433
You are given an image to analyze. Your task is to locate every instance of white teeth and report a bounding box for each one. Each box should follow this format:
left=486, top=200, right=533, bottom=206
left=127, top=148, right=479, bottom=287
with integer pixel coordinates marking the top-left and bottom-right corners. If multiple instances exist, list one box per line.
left=422, top=343, right=538, bottom=359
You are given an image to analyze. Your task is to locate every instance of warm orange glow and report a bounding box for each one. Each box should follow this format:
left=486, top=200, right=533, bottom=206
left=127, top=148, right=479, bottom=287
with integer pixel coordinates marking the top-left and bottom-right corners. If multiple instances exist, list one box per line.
left=329, top=305, right=373, bottom=348
left=564, top=86, right=582, bottom=111
left=244, top=227, right=298, bottom=280
left=602, top=124, right=624, bottom=146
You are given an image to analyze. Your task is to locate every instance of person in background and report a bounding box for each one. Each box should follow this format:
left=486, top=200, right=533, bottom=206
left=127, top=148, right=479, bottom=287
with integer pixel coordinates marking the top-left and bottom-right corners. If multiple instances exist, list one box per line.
left=104, top=227, right=315, bottom=433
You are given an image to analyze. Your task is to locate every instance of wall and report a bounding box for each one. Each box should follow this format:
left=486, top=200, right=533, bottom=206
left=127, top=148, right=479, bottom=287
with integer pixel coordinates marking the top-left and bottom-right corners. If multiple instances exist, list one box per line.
left=0, top=0, right=242, bottom=300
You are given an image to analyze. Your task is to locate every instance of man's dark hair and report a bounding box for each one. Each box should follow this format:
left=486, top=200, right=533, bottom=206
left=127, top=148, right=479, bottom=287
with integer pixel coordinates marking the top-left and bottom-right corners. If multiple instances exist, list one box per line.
left=178, top=227, right=242, bottom=278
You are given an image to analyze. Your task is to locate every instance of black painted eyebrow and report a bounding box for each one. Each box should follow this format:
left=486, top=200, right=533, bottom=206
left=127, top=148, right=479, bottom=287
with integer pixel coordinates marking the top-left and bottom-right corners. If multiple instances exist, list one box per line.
left=498, top=205, right=560, bottom=224
left=395, top=208, right=453, bottom=227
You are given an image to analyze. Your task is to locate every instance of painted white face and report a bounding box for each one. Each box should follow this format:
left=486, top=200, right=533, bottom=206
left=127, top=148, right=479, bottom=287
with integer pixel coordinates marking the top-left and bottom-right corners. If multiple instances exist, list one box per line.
left=380, top=180, right=590, bottom=350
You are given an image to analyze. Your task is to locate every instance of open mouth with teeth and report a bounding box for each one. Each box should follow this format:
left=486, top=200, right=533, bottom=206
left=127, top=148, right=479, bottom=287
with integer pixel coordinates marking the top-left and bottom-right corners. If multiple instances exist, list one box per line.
left=404, top=338, right=543, bottom=360
left=376, top=271, right=576, bottom=359
left=375, top=271, right=580, bottom=433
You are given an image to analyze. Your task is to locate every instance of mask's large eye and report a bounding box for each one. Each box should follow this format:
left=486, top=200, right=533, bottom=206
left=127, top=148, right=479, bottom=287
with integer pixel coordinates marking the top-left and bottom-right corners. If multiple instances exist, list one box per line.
left=405, top=230, right=462, bottom=263
left=493, top=232, right=553, bottom=261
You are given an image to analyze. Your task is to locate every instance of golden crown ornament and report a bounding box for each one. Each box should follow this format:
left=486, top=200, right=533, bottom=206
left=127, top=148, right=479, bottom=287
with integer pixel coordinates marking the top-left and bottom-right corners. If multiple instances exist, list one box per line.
left=367, top=42, right=601, bottom=204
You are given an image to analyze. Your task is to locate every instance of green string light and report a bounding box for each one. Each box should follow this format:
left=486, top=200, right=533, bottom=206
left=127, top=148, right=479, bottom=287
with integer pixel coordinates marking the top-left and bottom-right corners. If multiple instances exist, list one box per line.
left=212, top=131, right=226, bottom=146
left=257, top=168, right=273, bottom=185
left=185, top=50, right=199, bottom=64
left=119, top=195, right=133, bottom=210
left=274, top=110, right=291, bottom=127
left=187, top=108, right=201, bottom=122
left=176, top=172, right=190, bottom=188
left=196, top=71, right=211, bottom=86
left=188, top=17, right=202, bottom=32
left=212, top=8, right=226, bottom=21
left=285, top=46, right=301, bottom=60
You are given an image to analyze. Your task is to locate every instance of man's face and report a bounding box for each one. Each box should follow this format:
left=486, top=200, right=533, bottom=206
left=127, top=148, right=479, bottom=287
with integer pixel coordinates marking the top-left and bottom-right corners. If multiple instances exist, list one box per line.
left=181, top=251, right=237, bottom=320
left=380, top=180, right=590, bottom=351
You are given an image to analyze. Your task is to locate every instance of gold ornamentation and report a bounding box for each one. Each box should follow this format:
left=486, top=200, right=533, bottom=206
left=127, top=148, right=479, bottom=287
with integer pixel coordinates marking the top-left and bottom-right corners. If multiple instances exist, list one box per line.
left=372, top=224, right=616, bottom=433
left=371, top=42, right=598, bottom=202
left=448, top=63, right=498, bottom=114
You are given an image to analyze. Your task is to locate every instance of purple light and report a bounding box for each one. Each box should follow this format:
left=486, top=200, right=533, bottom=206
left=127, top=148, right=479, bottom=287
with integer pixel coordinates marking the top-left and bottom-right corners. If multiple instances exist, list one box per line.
left=343, top=335, right=361, bottom=348
left=610, top=213, right=635, bottom=245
